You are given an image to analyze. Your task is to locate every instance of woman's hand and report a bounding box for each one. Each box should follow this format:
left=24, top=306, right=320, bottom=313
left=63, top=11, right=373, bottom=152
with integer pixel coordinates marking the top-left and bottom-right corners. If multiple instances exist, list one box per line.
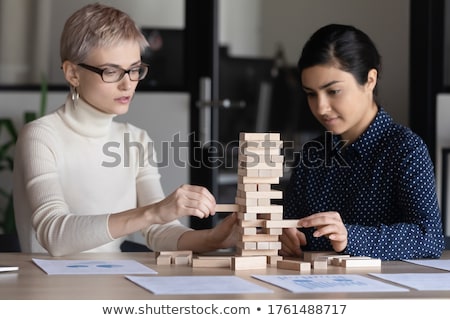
left=298, top=211, right=348, bottom=252
left=279, top=227, right=307, bottom=257
left=177, top=212, right=239, bottom=253
left=147, top=184, right=216, bottom=224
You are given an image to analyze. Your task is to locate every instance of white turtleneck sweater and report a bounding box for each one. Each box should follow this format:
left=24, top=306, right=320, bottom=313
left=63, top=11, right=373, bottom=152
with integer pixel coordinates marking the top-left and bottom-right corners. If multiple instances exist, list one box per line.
left=13, top=96, right=191, bottom=256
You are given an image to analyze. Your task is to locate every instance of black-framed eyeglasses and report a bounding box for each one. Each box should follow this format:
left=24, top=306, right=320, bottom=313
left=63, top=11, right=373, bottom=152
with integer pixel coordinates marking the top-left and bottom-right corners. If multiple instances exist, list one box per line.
left=78, top=63, right=149, bottom=83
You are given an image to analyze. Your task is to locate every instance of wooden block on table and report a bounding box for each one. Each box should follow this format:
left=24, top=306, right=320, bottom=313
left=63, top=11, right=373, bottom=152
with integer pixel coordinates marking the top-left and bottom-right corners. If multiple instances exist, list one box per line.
left=312, top=256, right=328, bottom=269
left=231, top=256, right=267, bottom=270
left=156, top=254, right=172, bottom=265
left=341, top=257, right=381, bottom=268
left=277, top=260, right=311, bottom=272
left=303, top=251, right=335, bottom=262
left=192, top=257, right=231, bottom=268
left=174, top=254, right=191, bottom=265
left=215, top=204, right=239, bottom=212
left=324, top=254, right=350, bottom=265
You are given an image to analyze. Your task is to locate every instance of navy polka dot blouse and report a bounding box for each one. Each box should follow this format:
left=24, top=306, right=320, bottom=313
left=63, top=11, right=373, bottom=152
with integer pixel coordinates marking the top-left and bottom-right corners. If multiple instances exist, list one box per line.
left=284, top=107, right=444, bottom=260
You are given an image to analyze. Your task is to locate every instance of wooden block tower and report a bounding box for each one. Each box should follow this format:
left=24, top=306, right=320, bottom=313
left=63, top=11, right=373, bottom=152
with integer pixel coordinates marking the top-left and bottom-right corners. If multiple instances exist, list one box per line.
left=232, top=132, right=284, bottom=270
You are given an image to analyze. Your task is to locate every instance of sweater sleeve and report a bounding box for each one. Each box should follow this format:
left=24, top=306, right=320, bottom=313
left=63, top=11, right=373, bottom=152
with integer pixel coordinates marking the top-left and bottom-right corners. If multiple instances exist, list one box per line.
left=134, top=130, right=193, bottom=251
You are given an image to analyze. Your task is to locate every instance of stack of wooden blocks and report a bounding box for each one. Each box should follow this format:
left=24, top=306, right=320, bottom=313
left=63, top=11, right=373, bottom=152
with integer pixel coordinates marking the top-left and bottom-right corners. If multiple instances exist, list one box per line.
left=231, top=132, right=285, bottom=270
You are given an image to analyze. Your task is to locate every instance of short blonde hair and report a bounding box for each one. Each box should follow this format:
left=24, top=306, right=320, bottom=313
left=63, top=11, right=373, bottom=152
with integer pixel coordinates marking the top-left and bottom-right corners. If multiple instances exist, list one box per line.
left=60, top=3, right=149, bottom=64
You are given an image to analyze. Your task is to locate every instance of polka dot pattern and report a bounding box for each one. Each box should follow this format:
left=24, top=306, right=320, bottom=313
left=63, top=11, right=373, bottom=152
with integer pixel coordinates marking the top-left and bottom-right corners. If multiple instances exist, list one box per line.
left=284, top=107, right=445, bottom=260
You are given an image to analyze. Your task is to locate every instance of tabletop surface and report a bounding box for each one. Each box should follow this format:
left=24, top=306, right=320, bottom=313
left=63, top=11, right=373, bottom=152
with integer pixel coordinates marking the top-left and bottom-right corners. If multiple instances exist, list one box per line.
left=1, top=251, right=449, bottom=300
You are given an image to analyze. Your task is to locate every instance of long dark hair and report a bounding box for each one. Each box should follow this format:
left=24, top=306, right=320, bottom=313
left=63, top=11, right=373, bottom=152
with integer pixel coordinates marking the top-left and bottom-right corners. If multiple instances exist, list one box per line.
left=297, top=24, right=381, bottom=95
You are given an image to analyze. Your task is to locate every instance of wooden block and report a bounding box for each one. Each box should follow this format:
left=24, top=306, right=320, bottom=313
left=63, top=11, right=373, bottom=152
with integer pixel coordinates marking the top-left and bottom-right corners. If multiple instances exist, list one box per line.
left=243, top=190, right=283, bottom=199
left=237, top=212, right=257, bottom=220
left=236, top=248, right=279, bottom=257
left=231, top=256, right=267, bottom=270
left=237, top=168, right=260, bottom=177
left=256, top=241, right=270, bottom=250
left=264, top=219, right=300, bottom=228
left=238, top=219, right=265, bottom=228
left=258, top=198, right=271, bottom=206
left=239, top=161, right=283, bottom=170
left=267, top=255, right=283, bottom=265
left=215, top=204, right=239, bottom=212
left=258, top=213, right=283, bottom=220
left=277, top=260, right=311, bottom=272
left=270, top=155, right=284, bottom=163
left=239, top=219, right=265, bottom=227
left=239, top=140, right=283, bottom=148
left=341, top=257, right=381, bottom=268
left=268, top=241, right=282, bottom=250
left=261, top=227, right=283, bottom=235
left=240, top=176, right=279, bottom=184
left=156, top=254, right=172, bottom=265
left=240, top=227, right=257, bottom=235
left=239, top=132, right=280, bottom=141
left=235, top=197, right=258, bottom=206
left=331, top=256, right=370, bottom=266
left=257, top=183, right=271, bottom=191
left=258, top=168, right=283, bottom=177
left=313, top=256, right=328, bottom=269
left=174, top=254, right=191, bottom=265
left=242, top=234, right=279, bottom=242
left=303, top=251, right=335, bottom=262
left=241, top=147, right=281, bottom=156
left=236, top=241, right=257, bottom=250
left=192, top=257, right=231, bottom=268
left=243, top=205, right=283, bottom=213
left=324, top=254, right=350, bottom=265
left=238, top=183, right=257, bottom=192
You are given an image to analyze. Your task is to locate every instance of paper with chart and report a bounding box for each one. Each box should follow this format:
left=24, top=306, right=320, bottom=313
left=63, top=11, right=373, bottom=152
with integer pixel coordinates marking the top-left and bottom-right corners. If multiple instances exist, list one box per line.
left=252, top=274, right=408, bottom=293
left=32, top=258, right=157, bottom=275
left=370, top=273, right=450, bottom=291
left=402, top=259, right=450, bottom=271
left=126, top=275, right=273, bottom=295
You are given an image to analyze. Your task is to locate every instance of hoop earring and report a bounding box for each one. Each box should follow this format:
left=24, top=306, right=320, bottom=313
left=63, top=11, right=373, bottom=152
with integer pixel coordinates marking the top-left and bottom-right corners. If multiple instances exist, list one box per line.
left=70, top=86, right=79, bottom=107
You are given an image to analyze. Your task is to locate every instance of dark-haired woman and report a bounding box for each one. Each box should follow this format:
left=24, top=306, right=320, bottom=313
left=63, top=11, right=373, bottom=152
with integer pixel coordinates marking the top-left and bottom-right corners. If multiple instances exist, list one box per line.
left=280, top=24, right=444, bottom=260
